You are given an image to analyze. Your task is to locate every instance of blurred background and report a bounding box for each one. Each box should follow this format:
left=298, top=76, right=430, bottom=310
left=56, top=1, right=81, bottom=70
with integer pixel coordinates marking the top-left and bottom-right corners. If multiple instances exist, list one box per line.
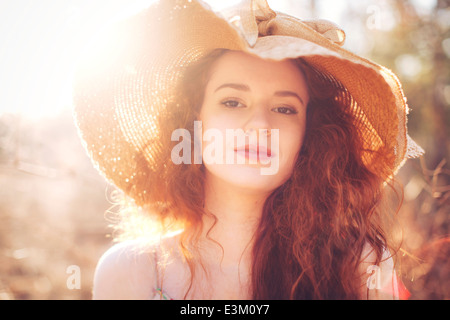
left=0, top=0, right=448, bottom=299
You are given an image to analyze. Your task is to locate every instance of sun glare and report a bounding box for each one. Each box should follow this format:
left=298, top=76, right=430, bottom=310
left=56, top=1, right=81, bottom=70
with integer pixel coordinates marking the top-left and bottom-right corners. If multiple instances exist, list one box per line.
left=0, top=0, right=375, bottom=120
left=0, top=0, right=254, bottom=119
left=0, top=0, right=157, bottom=119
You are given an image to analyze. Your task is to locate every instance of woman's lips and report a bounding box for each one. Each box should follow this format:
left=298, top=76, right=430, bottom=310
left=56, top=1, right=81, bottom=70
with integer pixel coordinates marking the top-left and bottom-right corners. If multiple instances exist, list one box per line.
left=234, top=144, right=273, bottom=162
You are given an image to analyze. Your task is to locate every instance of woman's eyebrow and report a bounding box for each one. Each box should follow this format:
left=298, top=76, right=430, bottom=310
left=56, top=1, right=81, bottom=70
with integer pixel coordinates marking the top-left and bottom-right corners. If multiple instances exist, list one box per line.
left=214, top=83, right=250, bottom=92
left=274, top=91, right=305, bottom=106
left=214, top=84, right=305, bottom=106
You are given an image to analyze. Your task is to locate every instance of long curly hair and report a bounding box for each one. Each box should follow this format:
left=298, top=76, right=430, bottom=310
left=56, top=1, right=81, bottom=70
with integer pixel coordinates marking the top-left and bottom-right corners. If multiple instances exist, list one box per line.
left=251, top=58, right=401, bottom=299
left=112, top=49, right=402, bottom=299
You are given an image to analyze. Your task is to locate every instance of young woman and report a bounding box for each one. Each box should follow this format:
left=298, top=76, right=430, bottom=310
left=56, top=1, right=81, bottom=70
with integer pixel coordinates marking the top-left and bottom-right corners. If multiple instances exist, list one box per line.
left=73, top=0, right=424, bottom=300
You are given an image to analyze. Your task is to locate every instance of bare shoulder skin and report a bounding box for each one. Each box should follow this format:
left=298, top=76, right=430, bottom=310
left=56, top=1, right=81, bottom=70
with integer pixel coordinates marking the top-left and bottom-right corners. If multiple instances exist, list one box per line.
left=92, top=239, right=157, bottom=300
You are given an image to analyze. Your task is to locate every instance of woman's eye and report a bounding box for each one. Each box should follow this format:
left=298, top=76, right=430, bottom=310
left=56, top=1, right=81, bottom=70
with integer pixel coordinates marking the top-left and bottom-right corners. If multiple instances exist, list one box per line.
left=273, top=106, right=298, bottom=115
left=221, top=100, right=244, bottom=108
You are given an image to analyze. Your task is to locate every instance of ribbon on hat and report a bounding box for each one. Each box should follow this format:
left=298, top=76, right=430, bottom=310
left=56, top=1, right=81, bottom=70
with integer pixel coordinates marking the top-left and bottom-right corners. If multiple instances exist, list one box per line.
left=221, top=0, right=424, bottom=164
left=223, top=0, right=346, bottom=47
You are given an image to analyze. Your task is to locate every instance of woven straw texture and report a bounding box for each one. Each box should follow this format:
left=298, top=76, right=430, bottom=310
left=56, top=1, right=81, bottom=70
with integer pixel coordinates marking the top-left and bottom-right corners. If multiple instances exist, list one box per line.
left=73, top=0, right=424, bottom=205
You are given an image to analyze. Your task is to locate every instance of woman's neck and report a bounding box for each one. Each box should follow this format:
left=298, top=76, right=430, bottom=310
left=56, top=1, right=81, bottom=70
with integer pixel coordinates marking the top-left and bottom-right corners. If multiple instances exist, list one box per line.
left=199, top=173, right=271, bottom=267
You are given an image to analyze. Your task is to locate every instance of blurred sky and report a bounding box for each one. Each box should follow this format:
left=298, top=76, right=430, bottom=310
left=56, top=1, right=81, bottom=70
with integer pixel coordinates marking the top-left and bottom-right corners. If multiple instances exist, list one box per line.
left=0, top=0, right=438, bottom=119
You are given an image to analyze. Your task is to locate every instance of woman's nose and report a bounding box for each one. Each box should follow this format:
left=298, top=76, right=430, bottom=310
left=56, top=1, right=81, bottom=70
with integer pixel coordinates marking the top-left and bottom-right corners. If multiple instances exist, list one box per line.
left=243, top=104, right=272, bottom=136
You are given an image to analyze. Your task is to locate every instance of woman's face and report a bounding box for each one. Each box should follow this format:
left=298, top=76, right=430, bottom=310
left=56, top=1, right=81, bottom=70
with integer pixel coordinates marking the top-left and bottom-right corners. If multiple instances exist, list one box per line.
left=199, top=51, right=309, bottom=193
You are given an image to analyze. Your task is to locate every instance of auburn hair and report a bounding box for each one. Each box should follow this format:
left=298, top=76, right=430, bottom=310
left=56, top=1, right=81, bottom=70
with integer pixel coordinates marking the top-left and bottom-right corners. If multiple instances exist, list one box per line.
left=114, top=49, right=402, bottom=299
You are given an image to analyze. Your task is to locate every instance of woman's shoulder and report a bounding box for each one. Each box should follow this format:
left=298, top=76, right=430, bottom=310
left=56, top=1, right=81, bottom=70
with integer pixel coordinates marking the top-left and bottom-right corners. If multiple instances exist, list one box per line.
left=92, top=238, right=159, bottom=300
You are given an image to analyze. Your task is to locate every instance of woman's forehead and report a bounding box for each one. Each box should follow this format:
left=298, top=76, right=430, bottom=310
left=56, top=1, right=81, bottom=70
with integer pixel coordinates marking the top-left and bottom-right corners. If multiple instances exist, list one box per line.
left=205, top=51, right=309, bottom=97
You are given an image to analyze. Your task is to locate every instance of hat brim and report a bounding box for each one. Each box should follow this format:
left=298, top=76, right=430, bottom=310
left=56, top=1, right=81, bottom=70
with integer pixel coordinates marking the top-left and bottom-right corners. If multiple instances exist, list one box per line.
left=73, top=0, right=418, bottom=204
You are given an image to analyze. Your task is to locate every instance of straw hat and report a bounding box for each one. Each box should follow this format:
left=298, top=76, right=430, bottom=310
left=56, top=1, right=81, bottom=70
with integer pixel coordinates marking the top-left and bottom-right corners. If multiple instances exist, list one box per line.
left=73, top=0, right=424, bottom=206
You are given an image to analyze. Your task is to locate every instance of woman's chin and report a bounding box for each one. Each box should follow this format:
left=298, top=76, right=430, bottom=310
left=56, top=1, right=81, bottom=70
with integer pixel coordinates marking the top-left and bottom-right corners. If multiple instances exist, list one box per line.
left=204, top=163, right=289, bottom=193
